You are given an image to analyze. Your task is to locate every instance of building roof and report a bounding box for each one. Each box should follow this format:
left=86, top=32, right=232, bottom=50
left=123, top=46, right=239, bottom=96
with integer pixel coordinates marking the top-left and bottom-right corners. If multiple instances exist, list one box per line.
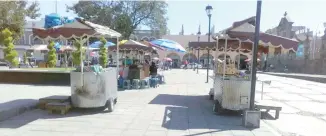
left=161, top=35, right=214, bottom=48
left=220, top=16, right=256, bottom=33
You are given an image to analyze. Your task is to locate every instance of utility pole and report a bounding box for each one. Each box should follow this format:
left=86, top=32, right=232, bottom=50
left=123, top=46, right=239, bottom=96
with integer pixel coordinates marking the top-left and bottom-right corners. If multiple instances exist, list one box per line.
left=55, top=0, right=58, bottom=14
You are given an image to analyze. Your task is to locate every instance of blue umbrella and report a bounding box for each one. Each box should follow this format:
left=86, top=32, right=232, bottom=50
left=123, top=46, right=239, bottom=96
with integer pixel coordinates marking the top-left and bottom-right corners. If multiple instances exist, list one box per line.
left=54, top=42, right=62, bottom=52
left=89, top=41, right=116, bottom=48
left=150, top=39, right=186, bottom=53
left=296, top=44, right=304, bottom=58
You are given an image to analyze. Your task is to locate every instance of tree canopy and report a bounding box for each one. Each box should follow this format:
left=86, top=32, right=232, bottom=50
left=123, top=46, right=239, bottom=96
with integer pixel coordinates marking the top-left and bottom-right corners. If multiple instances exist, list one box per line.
left=67, top=1, right=168, bottom=39
left=0, top=1, right=40, bottom=43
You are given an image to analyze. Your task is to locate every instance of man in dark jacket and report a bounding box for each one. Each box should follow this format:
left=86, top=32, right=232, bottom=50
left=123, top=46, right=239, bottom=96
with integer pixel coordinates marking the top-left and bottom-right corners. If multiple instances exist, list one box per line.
left=149, top=62, right=158, bottom=76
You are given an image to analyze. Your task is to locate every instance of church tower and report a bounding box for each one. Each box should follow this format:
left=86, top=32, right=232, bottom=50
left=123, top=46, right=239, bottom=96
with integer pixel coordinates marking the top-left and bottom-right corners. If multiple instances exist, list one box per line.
left=179, top=24, right=184, bottom=35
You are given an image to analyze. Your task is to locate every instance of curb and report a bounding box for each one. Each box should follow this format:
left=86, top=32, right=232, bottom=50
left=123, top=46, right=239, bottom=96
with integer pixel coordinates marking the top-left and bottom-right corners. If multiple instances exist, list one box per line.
left=0, top=101, right=38, bottom=122
left=259, top=72, right=326, bottom=83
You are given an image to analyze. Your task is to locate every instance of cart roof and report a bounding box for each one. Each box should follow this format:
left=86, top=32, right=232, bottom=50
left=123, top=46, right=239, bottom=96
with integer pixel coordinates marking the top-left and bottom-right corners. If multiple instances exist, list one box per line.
left=32, top=18, right=121, bottom=40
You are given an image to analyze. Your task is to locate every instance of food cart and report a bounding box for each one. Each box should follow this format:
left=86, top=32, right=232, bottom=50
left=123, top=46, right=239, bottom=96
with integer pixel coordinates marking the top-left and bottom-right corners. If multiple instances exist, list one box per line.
left=33, top=15, right=121, bottom=111
left=212, top=35, right=253, bottom=114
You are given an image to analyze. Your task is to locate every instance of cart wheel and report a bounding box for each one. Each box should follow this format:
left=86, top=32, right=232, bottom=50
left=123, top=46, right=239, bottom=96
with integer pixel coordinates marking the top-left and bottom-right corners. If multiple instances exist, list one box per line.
left=213, top=100, right=224, bottom=115
left=106, top=99, right=114, bottom=112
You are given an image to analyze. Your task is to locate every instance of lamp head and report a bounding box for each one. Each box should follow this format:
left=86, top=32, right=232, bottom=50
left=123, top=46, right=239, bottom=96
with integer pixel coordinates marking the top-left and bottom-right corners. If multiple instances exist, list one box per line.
left=205, top=5, right=213, bottom=16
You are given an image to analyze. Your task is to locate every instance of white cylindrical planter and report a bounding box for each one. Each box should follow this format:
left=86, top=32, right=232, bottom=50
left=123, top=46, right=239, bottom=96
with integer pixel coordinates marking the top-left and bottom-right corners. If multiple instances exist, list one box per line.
left=70, top=68, right=118, bottom=108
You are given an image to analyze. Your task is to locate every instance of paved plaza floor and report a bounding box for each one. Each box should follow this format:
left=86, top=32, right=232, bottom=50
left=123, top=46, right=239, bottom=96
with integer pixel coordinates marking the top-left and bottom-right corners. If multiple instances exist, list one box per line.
left=199, top=69, right=326, bottom=136
left=0, top=69, right=277, bottom=136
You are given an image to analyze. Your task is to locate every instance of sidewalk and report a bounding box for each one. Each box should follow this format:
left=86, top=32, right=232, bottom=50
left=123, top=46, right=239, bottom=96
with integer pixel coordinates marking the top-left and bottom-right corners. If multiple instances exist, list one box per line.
left=198, top=69, right=326, bottom=136
left=260, top=72, right=326, bottom=83
left=0, top=69, right=277, bottom=136
left=0, top=84, right=70, bottom=122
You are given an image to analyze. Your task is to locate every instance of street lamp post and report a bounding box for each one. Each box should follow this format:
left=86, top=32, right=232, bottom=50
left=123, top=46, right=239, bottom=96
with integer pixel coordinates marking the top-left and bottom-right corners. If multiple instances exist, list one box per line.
left=205, top=5, right=213, bottom=83
left=196, top=30, right=201, bottom=73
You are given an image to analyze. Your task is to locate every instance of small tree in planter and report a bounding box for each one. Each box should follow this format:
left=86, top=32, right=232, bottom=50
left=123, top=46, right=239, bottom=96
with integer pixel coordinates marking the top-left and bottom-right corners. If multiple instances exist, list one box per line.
left=72, top=40, right=86, bottom=66
left=1, top=28, right=18, bottom=67
left=99, top=37, right=108, bottom=67
left=23, top=52, right=28, bottom=64
left=47, top=41, right=57, bottom=67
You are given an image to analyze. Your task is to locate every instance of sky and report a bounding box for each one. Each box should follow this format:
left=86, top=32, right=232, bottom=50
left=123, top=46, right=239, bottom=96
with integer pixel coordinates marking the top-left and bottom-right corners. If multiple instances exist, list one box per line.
left=29, top=0, right=326, bottom=36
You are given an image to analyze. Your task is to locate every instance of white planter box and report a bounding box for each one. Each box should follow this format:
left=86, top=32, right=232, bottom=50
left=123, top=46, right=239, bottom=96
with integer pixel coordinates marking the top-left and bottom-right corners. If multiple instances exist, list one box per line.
left=70, top=68, right=118, bottom=108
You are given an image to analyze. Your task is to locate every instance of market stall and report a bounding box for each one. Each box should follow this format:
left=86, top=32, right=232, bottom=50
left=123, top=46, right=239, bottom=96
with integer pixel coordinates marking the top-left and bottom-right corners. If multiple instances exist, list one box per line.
left=188, top=30, right=299, bottom=114
left=211, top=32, right=298, bottom=114
left=32, top=14, right=121, bottom=111
left=108, top=40, right=154, bottom=80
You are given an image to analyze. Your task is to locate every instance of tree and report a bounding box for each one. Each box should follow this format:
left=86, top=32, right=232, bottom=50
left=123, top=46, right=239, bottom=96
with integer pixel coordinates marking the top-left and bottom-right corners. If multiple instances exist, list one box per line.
left=47, top=41, right=57, bottom=67
left=23, top=52, right=28, bottom=64
left=72, top=39, right=86, bottom=66
left=67, top=1, right=168, bottom=39
left=99, top=37, right=108, bottom=67
left=1, top=28, right=18, bottom=66
left=0, top=1, right=40, bottom=43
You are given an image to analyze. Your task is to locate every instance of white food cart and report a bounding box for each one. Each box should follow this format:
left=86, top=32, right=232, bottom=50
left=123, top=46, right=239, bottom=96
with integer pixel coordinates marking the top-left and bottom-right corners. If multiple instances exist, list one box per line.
left=32, top=17, right=121, bottom=111
left=211, top=34, right=253, bottom=114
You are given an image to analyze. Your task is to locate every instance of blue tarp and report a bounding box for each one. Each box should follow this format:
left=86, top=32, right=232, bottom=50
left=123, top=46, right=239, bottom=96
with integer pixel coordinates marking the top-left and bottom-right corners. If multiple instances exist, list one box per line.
left=296, top=44, right=304, bottom=57
left=89, top=41, right=115, bottom=48
left=44, top=13, right=75, bottom=29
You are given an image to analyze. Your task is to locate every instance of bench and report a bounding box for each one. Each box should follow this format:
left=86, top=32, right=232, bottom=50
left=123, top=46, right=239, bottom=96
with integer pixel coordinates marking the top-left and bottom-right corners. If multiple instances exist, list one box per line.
left=38, top=95, right=70, bottom=110
left=255, top=104, right=282, bottom=119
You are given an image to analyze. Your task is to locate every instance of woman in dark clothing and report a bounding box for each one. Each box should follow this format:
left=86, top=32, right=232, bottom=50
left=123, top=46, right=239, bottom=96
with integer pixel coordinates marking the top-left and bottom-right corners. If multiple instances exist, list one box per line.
left=149, top=62, right=158, bottom=76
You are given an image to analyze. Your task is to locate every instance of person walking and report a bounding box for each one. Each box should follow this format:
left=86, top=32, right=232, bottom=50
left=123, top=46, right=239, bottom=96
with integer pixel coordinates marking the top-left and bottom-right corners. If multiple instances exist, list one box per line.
left=183, top=60, right=188, bottom=70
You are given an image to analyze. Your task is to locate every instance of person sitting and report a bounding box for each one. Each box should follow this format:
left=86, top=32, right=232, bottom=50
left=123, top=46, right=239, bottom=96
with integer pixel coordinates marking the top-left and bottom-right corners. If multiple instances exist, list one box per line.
left=149, top=62, right=158, bottom=77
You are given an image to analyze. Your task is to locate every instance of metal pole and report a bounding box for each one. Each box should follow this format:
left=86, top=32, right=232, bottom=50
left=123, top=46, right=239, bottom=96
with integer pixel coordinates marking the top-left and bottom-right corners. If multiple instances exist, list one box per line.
left=261, top=81, right=264, bottom=100
left=197, top=49, right=199, bottom=74
left=249, top=0, right=262, bottom=110
left=206, top=15, right=211, bottom=83
left=55, top=0, right=58, bottom=14
left=197, top=36, right=200, bottom=74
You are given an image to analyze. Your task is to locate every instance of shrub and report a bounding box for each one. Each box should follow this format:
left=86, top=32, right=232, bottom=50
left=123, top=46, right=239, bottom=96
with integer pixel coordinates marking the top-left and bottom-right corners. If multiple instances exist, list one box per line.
left=47, top=41, right=57, bottom=67
left=99, top=37, right=108, bottom=67
left=1, top=28, right=18, bottom=66
left=72, top=40, right=85, bottom=66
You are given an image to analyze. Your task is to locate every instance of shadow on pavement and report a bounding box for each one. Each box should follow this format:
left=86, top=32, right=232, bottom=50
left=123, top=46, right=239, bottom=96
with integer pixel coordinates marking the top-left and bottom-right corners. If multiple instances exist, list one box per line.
left=0, top=100, right=111, bottom=129
left=149, top=94, right=254, bottom=134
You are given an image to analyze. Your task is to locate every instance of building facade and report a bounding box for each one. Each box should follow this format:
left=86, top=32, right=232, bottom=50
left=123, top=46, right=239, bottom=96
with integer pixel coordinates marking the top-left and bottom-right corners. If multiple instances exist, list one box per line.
left=265, top=12, right=322, bottom=60
left=0, top=18, right=45, bottom=60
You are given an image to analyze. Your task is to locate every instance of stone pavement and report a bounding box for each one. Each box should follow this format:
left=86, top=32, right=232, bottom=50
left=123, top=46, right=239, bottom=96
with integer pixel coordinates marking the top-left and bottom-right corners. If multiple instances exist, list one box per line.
left=197, top=69, right=326, bottom=136
left=0, top=69, right=277, bottom=136
left=256, top=74, right=326, bottom=136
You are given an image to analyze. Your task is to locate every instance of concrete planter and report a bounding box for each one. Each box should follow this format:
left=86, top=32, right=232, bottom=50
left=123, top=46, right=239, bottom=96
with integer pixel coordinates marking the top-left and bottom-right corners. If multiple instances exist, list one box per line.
left=70, top=69, right=118, bottom=108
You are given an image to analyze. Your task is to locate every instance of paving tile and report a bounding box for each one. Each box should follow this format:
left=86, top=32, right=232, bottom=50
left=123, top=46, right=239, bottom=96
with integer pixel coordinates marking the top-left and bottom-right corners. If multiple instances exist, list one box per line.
left=167, top=130, right=189, bottom=136
left=252, top=131, right=276, bottom=136
left=99, top=128, right=124, bottom=135
left=121, top=129, right=146, bottom=136
left=144, top=130, right=167, bottom=136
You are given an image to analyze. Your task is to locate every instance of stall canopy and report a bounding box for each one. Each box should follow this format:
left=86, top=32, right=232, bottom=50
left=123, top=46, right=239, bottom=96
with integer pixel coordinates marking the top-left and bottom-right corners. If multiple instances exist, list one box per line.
left=33, top=17, right=121, bottom=39
left=150, top=39, right=186, bottom=53
left=189, top=16, right=299, bottom=52
left=108, top=40, right=153, bottom=52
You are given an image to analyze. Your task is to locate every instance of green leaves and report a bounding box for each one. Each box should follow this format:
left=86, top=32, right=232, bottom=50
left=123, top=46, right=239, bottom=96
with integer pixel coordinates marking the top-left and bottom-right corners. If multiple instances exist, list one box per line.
left=0, top=1, right=40, bottom=43
left=47, top=41, right=57, bottom=68
left=68, top=1, right=168, bottom=39
left=99, top=37, right=108, bottom=67
left=1, top=28, right=18, bottom=66
left=72, top=39, right=86, bottom=66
